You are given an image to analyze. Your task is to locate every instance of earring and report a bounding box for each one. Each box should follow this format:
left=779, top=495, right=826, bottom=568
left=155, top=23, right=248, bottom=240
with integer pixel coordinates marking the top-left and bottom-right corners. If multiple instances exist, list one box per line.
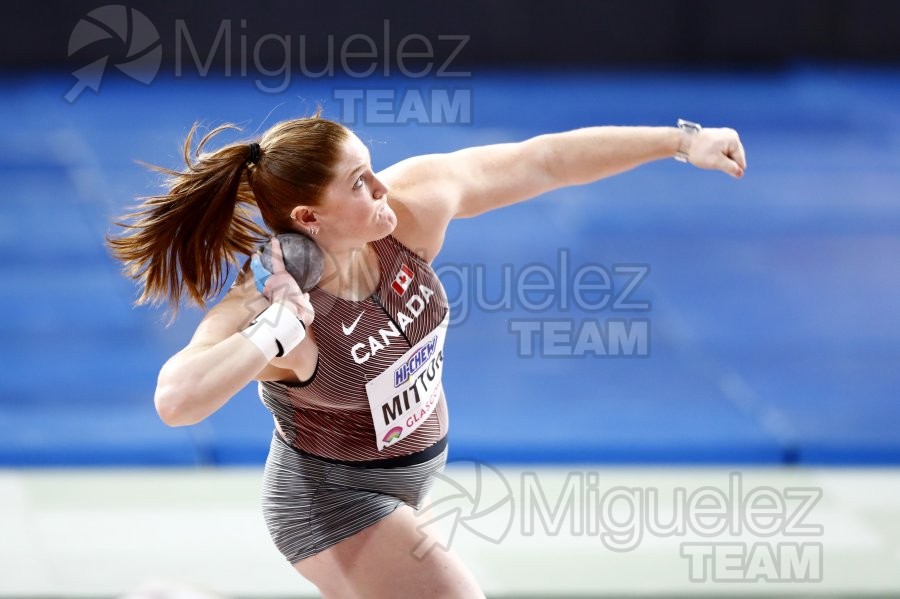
left=309, top=226, right=319, bottom=236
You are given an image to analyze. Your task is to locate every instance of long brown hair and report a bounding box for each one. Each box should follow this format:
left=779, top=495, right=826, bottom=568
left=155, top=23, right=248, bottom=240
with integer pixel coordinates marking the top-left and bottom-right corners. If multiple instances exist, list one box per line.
left=106, top=112, right=348, bottom=321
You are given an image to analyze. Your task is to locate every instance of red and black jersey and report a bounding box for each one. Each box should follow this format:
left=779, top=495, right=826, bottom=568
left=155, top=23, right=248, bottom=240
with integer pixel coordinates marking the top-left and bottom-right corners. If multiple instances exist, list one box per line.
left=258, top=235, right=450, bottom=463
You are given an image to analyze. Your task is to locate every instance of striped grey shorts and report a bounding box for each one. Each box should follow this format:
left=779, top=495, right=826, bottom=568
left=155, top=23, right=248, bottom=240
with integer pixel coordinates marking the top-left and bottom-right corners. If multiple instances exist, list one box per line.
left=261, top=432, right=449, bottom=564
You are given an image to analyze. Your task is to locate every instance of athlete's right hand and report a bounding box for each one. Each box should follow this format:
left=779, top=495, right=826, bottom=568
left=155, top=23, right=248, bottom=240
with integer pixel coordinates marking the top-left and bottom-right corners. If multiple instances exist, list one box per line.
left=250, top=238, right=315, bottom=327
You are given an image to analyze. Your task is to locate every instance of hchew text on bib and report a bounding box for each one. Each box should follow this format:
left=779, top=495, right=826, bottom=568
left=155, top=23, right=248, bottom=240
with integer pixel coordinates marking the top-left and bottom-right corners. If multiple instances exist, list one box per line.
left=366, top=314, right=449, bottom=450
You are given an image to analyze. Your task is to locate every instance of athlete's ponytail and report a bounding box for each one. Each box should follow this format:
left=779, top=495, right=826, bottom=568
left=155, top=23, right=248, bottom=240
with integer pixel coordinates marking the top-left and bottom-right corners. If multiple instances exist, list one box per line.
left=106, top=123, right=263, bottom=320
left=106, top=111, right=349, bottom=322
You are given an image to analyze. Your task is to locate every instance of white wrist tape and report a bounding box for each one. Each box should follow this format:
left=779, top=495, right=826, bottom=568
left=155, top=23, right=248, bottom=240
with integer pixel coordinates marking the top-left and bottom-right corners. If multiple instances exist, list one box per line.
left=242, top=302, right=307, bottom=360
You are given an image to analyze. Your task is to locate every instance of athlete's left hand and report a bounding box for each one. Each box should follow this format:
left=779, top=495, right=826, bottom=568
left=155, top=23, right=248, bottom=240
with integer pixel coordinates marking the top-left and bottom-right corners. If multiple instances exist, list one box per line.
left=689, top=128, right=747, bottom=179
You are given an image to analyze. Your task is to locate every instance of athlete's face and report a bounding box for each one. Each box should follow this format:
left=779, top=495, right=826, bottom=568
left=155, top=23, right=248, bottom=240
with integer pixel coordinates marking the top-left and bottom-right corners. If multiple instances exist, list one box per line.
left=311, top=134, right=396, bottom=245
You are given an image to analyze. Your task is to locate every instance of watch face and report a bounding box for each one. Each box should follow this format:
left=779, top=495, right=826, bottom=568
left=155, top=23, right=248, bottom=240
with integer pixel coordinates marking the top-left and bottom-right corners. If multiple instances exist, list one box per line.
left=676, top=119, right=699, bottom=162
left=678, top=119, right=701, bottom=133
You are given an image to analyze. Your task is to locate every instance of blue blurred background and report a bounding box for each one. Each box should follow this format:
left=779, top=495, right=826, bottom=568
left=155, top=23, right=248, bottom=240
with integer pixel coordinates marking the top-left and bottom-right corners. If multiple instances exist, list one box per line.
left=1, top=1, right=898, bottom=468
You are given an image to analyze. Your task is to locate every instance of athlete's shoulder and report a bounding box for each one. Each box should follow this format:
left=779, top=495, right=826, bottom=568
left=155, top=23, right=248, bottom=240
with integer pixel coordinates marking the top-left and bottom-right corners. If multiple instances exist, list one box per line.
left=384, top=194, right=450, bottom=264
left=378, top=156, right=457, bottom=263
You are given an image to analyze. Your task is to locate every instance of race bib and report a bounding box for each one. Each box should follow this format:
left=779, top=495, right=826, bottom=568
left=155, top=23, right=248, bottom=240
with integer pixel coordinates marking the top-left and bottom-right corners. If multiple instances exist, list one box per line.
left=366, top=314, right=448, bottom=450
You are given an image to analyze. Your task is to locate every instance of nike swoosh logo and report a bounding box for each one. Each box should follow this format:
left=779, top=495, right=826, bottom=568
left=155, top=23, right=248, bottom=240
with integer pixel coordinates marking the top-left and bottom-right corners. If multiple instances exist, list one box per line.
left=342, top=312, right=364, bottom=335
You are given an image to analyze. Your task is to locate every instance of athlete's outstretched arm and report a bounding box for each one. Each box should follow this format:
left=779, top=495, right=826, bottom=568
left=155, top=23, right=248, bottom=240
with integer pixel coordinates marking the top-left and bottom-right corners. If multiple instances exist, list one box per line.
left=381, top=124, right=745, bottom=257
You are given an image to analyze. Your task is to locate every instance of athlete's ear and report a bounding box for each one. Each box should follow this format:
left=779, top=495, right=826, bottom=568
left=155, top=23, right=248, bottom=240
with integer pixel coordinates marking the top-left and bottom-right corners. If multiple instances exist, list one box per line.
left=290, top=206, right=319, bottom=228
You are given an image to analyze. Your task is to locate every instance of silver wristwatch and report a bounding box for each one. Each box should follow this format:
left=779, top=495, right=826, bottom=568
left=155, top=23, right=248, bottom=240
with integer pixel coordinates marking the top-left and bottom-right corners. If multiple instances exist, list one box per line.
left=675, top=118, right=702, bottom=163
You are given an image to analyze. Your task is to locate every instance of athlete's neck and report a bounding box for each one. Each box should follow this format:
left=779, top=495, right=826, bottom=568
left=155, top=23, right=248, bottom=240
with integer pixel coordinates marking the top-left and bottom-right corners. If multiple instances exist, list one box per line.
left=316, top=241, right=380, bottom=301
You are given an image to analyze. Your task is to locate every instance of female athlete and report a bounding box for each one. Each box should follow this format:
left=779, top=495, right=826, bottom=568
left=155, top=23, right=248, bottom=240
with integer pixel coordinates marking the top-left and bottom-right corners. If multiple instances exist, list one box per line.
left=108, top=113, right=745, bottom=598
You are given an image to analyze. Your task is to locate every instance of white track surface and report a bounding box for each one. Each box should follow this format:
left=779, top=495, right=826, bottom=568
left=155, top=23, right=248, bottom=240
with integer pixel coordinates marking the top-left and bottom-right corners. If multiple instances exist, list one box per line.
left=1, top=466, right=898, bottom=597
